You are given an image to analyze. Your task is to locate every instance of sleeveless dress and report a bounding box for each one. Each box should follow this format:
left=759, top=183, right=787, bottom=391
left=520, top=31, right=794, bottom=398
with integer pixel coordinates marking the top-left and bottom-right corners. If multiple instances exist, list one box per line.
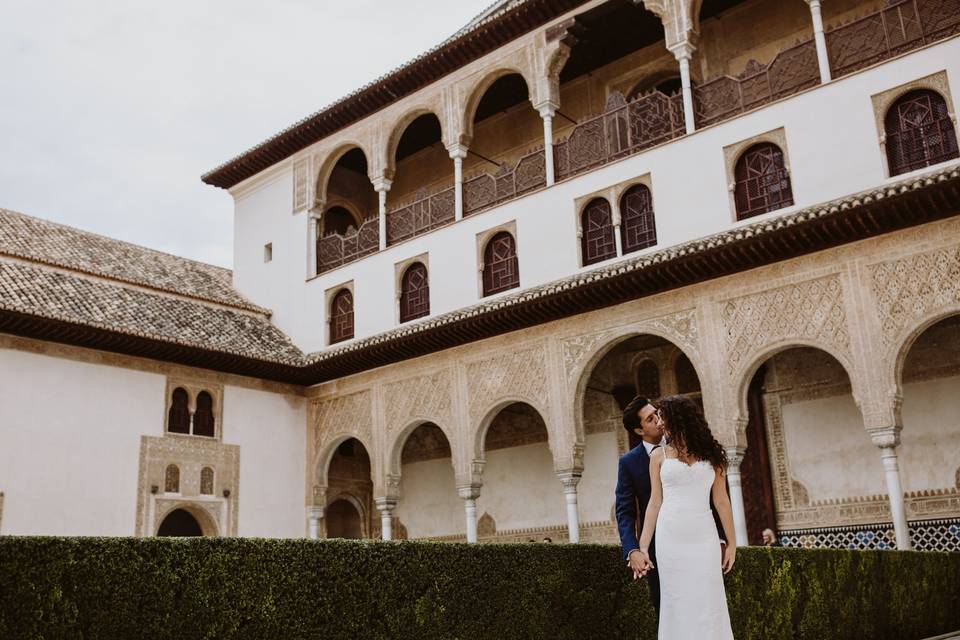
left=655, top=458, right=734, bottom=640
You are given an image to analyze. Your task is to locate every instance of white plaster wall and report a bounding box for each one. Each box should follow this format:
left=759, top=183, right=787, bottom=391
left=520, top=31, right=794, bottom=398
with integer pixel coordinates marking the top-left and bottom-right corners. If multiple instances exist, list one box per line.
left=223, top=386, right=306, bottom=538
left=230, top=39, right=960, bottom=354
left=0, top=348, right=164, bottom=535
left=899, top=376, right=960, bottom=493
left=782, top=394, right=886, bottom=501
left=476, top=442, right=565, bottom=531
left=579, top=431, right=620, bottom=523
left=394, top=457, right=461, bottom=538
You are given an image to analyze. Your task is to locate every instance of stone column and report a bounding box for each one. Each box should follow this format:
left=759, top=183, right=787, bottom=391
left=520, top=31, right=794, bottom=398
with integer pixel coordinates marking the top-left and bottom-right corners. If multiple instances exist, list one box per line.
left=375, top=497, right=397, bottom=541
left=724, top=446, right=748, bottom=547
left=669, top=42, right=697, bottom=135
left=306, top=506, right=324, bottom=540
left=611, top=203, right=623, bottom=255
left=458, top=485, right=482, bottom=544
left=372, top=178, right=392, bottom=251
left=806, top=0, right=832, bottom=83
left=537, top=102, right=559, bottom=186
left=558, top=471, right=582, bottom=543
left=448, top=144, right=468, bottom=220
left=870, top=428, right=912, bottom=549
left=307, top=211, right=320, bottom=278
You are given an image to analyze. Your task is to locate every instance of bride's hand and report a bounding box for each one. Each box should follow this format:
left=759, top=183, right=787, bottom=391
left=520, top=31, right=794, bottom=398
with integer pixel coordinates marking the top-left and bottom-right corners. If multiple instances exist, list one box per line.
left=722, top=545, right=736, bottom=574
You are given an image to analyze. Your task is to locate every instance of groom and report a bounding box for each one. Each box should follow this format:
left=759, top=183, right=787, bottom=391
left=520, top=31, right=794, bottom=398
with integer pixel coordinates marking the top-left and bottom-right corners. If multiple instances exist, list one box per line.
left=615, top=396, right=726, bottom=616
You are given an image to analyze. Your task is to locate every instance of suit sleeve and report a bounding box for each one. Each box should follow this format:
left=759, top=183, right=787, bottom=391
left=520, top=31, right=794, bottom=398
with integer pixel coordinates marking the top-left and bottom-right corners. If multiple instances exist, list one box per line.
left=615, top=456, right=639, bottom=560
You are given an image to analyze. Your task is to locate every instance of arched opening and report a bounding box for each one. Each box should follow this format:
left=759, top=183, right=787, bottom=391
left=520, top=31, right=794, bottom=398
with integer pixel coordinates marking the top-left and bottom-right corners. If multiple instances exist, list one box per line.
left=580, top=198, right=616, bottom=266
left=200, top=467, right=214, bottom=495
left=619, top=184, right=657, bottom=255
left=734, top=142, right=793, bottom=220
left=193, top=391, right=215, bottom=437
left=393, top=423, right=458, bottom=539
left=479, top=402, right=559, bottom=538
left=317, top=147, right=378, bottom=274
left=386, top=113, right=454, bottom=244
left=167, top=388, right=190, bottom=434
left=325, top=438, right=373, bottom=539
left=463, top=73, right=544, bottom=215
left=896, top=315, right=960, bottom=550
left=329, top=288, right=354, bottom=345
left=884, top=89, right=959, bottom=176
left=157, top=508, right=204, bottom=537
left=743, top=347, right=875, bottom=548
left=164, top=464, right=180, bottom=493
left=481, top=231, right=519, bottom=296
left=399, top=262, right=430, bottom=323
left=326, top=499, right=364, bottom=539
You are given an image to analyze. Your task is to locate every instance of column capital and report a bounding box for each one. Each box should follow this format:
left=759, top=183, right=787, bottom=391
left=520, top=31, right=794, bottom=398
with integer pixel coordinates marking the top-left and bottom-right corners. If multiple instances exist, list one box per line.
left=667, top=38, right=698, bottom=61
left=556, top=470, right=582, bottom=493
left=804, top=0, right=824, bottom=6
left=457, top=484, right=482, bottom=501
left=868, top=426, right=902, bottom=449
left=724, top=446, right=746, bottom=467
left=446, top=142, right=469, bottom=159
left=306, top=506, right=325, bottom=520
left=534, top=100, right=560, bottom=118
left=374, top=497, right=398, bottom=512
left=371, top=176, right=393, bottom=193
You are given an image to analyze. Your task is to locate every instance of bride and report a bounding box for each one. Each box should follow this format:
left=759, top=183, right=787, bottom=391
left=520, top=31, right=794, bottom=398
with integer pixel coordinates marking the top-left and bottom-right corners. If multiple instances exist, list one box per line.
left=635, top=395, right=737, bottom=639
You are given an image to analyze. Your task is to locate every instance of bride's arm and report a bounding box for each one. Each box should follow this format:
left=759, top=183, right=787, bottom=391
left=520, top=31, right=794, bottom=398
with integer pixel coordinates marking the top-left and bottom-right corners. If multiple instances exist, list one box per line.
left=637, top=447, right=665, bottom=569
left=711, top=466, right=737, bottom=572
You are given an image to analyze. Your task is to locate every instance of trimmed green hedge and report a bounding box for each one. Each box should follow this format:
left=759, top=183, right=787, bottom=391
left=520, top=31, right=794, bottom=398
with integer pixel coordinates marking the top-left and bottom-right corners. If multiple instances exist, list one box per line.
left=0, top=537, right=957, bottom=640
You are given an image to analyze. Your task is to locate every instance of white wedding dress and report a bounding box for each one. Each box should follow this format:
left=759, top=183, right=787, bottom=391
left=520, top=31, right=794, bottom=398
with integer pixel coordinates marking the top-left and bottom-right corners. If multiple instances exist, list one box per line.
left=656, top=458, right=734, bottom=640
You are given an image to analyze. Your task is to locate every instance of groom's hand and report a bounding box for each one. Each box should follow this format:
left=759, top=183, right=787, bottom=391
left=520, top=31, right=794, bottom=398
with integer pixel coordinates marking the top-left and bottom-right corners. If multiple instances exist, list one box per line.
left=627, top=550, right=647, bottom=579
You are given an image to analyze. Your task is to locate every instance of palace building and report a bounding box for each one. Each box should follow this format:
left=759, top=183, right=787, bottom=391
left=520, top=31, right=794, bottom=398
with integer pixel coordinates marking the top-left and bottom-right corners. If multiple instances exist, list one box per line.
left=1, top=0, right=959, bottom=551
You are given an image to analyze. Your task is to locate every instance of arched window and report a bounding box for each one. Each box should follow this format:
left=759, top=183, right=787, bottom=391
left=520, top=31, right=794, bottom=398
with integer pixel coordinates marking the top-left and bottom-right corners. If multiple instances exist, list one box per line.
left=164, top=464, right=180, bottom=493
left=884, top=89, right=959, bottom=176
left=200, top=467, right=214, bottom=495
left=330, top=289, right=354, bottom=344
left=734, top=142, right=794, bottom=220
left=636, top=359, right=661, bottom=400
left=581, top=198, right=616, bottom=266
left=167, top=388, right=190, bottom=434
left=399, top=262, right=430, bottom=323
left=482, top=232, right=520, bottom=296
left=619, top=184, right=657, bottom=255
left=193, top=391, right=215, bottom=438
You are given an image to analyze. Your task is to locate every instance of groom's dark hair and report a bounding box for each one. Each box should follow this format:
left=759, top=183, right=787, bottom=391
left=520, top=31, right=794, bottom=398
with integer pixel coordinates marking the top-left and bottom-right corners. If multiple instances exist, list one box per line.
left=622, top=396, right=652, bottom=433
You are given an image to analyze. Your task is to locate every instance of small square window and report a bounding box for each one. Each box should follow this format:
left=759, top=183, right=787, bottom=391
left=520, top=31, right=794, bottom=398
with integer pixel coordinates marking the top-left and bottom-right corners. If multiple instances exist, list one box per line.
left=264, top=243, right=273, bottom=263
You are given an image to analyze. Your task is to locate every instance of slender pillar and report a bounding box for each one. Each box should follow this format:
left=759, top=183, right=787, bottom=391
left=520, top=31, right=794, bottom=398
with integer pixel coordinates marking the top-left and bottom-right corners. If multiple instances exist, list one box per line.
left=558, top=472, right=582, bottom=543
left=307, top=506, right=324, bottom=540
left=669, top=42, right=697, bottom=135
left=375, top=497, right=397, bottom=541
left=448, top=144, right=468, bottom=220
left=458, top=485, right=482, bottom=543
left=871, top=428, right=912, bottom=549
left=806, top=0, right=832, bottom=83
left=372, top=178, right=392, bottom=251
left=724, top=446, right=748, bottom=547
left=611, top=205, right=623, bottom=257
left=537, top=103, right=558, bottom=186
left=307, top=212, right=319, bottom=278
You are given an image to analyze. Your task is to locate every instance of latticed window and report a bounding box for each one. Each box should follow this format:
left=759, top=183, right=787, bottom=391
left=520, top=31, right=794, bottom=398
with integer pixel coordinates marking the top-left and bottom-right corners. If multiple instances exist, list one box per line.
left=399, top=262, right=430, bottom=323
left=884, top=89, right=959, bottom=176
left=619, top=184, right=657, bottom=255
left=193, top=391, right=215, bottom=437
left=330, top=289, right=354, bottom=344
left=200, top=467, right=214, bottom=495
left=165, top=464, right=180, bottom=493
left=482, top=232, right=520, bottom=296
left=167, top=388, right=190, bottom=434
left=635, top=359, right=660, bottom=400
left=734, top=143, right=794, bottom=220
left=580, top=198, right=616, bottom=266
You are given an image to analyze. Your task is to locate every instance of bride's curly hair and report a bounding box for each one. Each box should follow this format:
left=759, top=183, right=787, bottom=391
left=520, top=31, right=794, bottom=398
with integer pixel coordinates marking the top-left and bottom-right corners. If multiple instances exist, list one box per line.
left=657, top=395, right=727, bottom=470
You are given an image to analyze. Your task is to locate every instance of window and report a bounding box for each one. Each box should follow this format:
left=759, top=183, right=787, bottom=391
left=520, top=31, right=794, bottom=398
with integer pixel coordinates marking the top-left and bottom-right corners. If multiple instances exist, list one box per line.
left=619, top=184, right=657, bottom=255
left=330, top=289, right=354, bottom=344
left=193, top=391, right=215, bottom=438
left=884, top=89, right=959, bottom=176
left=263, top=243, right=272, bottom=263
left=734, top=142, right=794, bottom=220
left=165, top=464, right=180, bottom=493
left=200, top=467, right=214, bottom=495
left=482, top=232, right=520, bottom=296
left=167, top=388, right=190, bottom=434
left=399, top=262, right=430, bottom=323
left=581, top=198, right=617, bottom=266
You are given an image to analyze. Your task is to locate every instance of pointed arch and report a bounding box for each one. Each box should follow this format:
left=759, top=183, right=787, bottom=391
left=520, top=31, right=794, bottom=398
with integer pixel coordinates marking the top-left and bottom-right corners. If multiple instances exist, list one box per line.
left=461, top=68, right=535, bottom=143
left=314, top=143, right=374, bottom=205
left=386, top=419, right=456, bottom=481
left=385, top=107, right=446, bottom=177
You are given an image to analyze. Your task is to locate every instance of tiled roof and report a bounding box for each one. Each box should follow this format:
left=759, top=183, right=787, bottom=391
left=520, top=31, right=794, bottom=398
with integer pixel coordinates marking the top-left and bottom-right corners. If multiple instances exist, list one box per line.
left=0, top=208, right=266, bottom=313
left=0, top=259, right=303, bottom=366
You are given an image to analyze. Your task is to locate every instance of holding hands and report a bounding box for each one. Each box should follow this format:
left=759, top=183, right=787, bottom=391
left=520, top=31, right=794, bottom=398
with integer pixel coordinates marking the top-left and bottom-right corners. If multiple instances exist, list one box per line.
left=627, top=549, right=655, bottom=580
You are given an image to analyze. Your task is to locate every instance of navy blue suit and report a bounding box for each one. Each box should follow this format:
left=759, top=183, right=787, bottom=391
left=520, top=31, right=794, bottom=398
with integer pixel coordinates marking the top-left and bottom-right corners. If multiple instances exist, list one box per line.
left=615, top=442, right=726, bottom=615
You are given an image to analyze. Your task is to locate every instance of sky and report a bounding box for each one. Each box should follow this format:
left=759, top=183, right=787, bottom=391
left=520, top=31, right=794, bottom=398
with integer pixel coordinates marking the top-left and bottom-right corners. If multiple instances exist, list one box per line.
left=0, top=0, right=495, bottom=268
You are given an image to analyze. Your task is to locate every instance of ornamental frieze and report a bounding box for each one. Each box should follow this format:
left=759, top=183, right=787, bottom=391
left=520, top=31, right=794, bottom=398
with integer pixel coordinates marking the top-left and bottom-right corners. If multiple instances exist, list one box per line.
left=312, top=390, right=373, bottom=455
left=383, top=369, right=453, bottom=436
left=466, top=343, right=548, bottom=421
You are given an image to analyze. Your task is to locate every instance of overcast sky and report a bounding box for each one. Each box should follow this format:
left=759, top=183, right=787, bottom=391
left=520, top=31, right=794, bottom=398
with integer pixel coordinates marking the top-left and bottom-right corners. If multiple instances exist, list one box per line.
left=0, top=1, right=494, bottom=267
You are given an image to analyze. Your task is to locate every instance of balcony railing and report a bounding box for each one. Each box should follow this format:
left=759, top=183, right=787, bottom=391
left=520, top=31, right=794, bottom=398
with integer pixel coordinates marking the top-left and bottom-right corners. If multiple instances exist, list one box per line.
left=317, top=217, right=379, bottom=275
left=554, top=90, right=685, bottom=181
left=386, top=187, right=455, bottom=245
left=464, top=148, right=546, bottom=216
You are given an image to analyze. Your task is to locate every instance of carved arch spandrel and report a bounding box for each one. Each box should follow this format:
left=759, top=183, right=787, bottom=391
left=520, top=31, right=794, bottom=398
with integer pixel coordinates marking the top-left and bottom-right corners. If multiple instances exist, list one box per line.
left=310, top=390, right=375, bottom=484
